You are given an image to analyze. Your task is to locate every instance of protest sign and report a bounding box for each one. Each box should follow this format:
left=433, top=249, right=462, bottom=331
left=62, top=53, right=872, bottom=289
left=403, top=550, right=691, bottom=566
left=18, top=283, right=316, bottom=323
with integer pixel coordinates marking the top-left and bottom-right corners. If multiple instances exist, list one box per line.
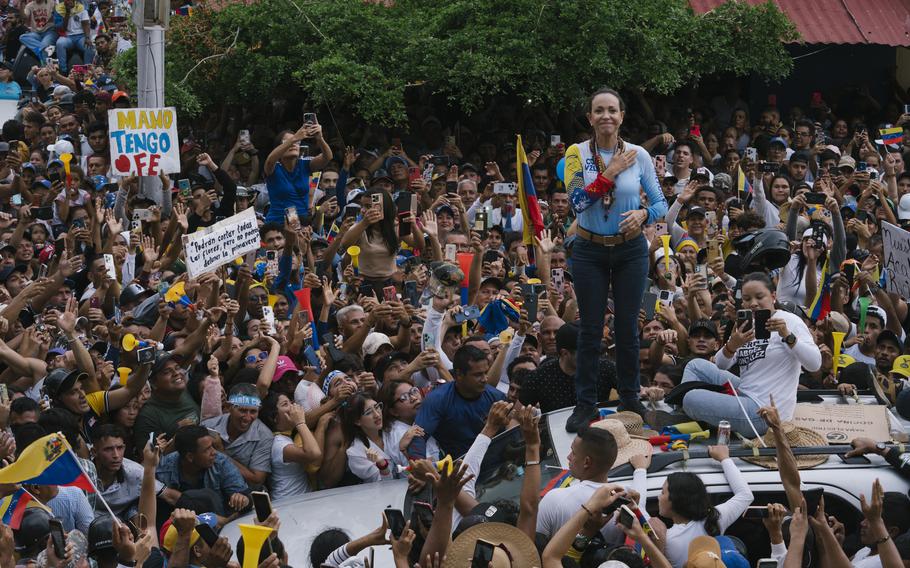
left=108, top=107, right=180, bottom=176
left=882, top=222, right=910, bottom=299
left=792, top=403, right=890, bottom=443
left=183, top=208, right=260, bottom=278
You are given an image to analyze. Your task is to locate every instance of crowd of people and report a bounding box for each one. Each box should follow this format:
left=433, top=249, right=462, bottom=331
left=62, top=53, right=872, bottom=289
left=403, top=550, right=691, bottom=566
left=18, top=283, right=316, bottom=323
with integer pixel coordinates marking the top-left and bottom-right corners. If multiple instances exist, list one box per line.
left=0, top=0, right=907, bottom=566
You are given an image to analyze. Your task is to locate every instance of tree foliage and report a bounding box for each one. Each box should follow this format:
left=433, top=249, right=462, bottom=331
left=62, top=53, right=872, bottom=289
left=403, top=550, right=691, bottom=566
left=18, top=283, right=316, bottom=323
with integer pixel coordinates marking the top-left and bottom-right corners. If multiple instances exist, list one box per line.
left=154, top=0, right=798, bottom=124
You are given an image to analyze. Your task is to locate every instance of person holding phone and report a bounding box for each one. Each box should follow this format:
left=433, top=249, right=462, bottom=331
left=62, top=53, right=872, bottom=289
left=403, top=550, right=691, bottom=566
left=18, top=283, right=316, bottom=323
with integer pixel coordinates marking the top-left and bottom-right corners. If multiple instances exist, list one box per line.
left=680, top=273, right=821, bottom=436
left=263, top=122, right=333, bottom=226
left=562, top=88, right=668, bottom=428
left=778, top=192, right=845, bottom=305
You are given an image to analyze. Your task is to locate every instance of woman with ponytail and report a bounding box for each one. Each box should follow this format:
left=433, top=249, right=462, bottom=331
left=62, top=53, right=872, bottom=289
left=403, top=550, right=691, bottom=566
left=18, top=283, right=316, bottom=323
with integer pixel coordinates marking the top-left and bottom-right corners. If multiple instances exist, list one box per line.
left=656, top=445, right=754, bottom=567
left=563, top=88, right=669, bottom=431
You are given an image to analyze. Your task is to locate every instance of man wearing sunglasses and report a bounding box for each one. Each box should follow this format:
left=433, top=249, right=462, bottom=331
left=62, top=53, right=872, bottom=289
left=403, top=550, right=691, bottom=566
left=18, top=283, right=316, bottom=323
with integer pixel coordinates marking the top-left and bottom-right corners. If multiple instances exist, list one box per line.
left=202, top=383, right=273, bottom=490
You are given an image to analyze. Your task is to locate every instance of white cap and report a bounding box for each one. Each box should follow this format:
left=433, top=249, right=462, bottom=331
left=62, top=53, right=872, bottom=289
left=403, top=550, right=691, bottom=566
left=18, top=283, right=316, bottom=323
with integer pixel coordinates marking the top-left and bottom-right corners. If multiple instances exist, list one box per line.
left=898, top=194, right=910, bottom=221
left=53, top=85, right=72, bottom=97
left=653, top=246, right=675, bottom=265
left=362, top=332, right=392, bottom=357
left=47, top=139, right=75, bottom=158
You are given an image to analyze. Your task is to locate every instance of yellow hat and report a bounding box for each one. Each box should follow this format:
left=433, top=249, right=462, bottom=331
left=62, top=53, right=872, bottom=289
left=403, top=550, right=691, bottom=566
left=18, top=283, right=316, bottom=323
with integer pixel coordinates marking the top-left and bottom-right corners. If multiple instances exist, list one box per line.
left=891, top=355, right=910, bottom=379
left=676, top=238, right=699, bottom=253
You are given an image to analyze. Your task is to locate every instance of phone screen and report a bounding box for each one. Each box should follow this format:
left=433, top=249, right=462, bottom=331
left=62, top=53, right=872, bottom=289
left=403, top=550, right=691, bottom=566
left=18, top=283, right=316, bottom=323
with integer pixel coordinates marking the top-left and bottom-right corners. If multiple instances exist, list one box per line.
left=753, top=309, right=772, bottom=340
left=195, top=523, right=219, bottom=547
left=385, top=509, right=406, bottom=539
left=471, top=540, right=495, bottom=568
left=252, top=491, right=272, bottom=523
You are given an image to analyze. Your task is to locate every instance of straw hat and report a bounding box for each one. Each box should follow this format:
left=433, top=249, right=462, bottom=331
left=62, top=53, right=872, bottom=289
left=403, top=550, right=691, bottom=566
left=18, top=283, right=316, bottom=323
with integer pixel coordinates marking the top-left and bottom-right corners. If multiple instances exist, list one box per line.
left=443, top=522, right=540, bottom=568
left=590, top=418, right=653, bottom=468
left=741, top=422, right=828, bottom=470
left=604, top=411, right=660, bottom=438
left=685, top=536, right=727, bottom=568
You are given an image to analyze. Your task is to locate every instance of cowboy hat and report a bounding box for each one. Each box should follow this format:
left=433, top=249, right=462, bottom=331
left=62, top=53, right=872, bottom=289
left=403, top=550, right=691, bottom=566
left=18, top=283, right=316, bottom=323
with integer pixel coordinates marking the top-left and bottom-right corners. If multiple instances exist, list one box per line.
left=590, top=418, right=652, bottom=468
left=443, top=522, right=540, bottom=568
left=741, top=422, right=828, bottom=470
left=602, top=411, right=660, bottom=439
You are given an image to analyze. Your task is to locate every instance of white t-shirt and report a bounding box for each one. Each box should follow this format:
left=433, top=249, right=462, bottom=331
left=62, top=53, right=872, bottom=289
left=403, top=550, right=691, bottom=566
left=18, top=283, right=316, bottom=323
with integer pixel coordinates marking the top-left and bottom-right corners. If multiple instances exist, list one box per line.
left=851, top=547, right=882, bottom=568
left=293, top=379, right=323, bottom=413
left=384, top=420, right=440, bottom=468
left=64, top=6, right=89, bottom=36
left=536, top=473, right=647, bottom=545
left=346, top=438, right=394, bottom=483
left=662, top=459, right=754, bottom=568
left=268, top=435, right=310, bottom=501
left=843, top=344, right=876, bottom=366
left=715, top=310, right=821, bottom=422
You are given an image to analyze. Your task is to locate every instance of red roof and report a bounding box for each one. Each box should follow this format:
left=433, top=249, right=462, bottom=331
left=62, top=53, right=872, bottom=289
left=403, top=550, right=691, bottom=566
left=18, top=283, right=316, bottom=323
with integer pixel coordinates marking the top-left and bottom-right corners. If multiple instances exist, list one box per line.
left=690, top=0, right=910, bottom=46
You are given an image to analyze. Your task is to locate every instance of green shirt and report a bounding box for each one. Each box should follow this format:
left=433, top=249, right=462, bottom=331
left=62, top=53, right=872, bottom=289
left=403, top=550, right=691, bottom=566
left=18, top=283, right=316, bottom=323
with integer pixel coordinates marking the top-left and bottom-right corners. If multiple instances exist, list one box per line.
left=134, top=390, right=200, bottom=450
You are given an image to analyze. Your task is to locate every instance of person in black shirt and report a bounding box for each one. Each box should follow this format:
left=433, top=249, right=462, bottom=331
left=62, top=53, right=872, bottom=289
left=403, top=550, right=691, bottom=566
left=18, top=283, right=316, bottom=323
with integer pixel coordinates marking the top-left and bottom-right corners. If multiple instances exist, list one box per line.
left=520, top=323, right=616, bottom=413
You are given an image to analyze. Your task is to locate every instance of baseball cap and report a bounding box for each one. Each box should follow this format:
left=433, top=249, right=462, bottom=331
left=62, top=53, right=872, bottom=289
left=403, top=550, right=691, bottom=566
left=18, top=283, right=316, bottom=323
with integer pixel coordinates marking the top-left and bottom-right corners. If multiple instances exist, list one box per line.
left=790, top=152, right=810, bottom=165
left=555, top=322, right=579, bottom=352
left=688, top=319, right=719, bottom=339
left=435, top=203, right=455, bottom=216
left=160, top=512, right=217, bottom=552
left=769, top=136, right=787, bottom=148
left=271, top=355, right=301, bottom=383
left=876, top=330, right=902, bottom=350
left=0, top=263, right=27, bottom=283
left=384, top=156, right=407, bottom=171
left=53, top=85, right=73, bottom=97
left=120, top=283, right=153, bottom=305
left=371, top=169, right=393, bottom=185
left=111, top=90, right=129, bottom=103
left=687, top=206, right=707, bottom=219
left=372, top=351, right=411, bottom=382
left=31, top=179, right=51, bottom=190
left=838, top=361, right=874, bottom=389
left=891, top=355, right=910, bottom=378
left=363, top=332, right=393, bottom=357
left=898, top=194, right=910, bottom=221
left=87, top=514, right=115, bottom=554
left=42, top=368, right=88, bottom=400
left=460, top=162, right=479, bottom=173
left=838, top=156, right=856, bottom=170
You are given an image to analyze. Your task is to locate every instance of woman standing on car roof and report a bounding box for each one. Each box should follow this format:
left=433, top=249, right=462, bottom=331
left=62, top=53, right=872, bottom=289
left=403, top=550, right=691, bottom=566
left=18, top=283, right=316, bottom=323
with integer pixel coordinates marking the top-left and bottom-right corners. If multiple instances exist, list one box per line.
left=563, top=87, right=668, bottom=431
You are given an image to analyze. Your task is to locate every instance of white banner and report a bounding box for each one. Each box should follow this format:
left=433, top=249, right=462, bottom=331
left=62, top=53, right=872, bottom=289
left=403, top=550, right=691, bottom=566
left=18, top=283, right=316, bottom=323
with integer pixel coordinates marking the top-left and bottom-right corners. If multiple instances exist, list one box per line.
left=881, top=221, right=910, bottom=299
left=183, top=208, right=260, bottom=279
left=108, top=107, right=180, bottom=176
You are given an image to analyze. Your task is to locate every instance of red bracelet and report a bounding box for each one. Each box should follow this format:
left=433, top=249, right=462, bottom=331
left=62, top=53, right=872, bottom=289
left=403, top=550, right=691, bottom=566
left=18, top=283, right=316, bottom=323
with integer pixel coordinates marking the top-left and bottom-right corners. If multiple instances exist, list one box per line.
left=583, top=174, right=615, bottom=199
left=377, top=459, right=390, bottom=471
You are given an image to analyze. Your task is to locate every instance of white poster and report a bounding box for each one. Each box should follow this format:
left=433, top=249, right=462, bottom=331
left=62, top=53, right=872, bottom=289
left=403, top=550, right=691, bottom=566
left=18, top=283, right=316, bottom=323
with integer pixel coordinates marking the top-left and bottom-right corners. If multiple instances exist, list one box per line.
left=183, top=208, right=260, bottom=278
left=108, top=107, right=180, bottom=176
left=881, top=222, right=910, bottom=299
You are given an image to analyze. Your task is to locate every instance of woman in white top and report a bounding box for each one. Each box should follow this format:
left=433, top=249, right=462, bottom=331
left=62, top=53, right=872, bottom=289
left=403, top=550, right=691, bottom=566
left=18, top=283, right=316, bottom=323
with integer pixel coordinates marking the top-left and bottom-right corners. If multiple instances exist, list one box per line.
left=340, top=394, right=396, bottom=483
left=377, top=379, right=439, bottom=468
left=259, top=393, right=322, bottom=500
left=750, top=173, right=791, bottom=230
left=657, top=445, right=754, bottom=568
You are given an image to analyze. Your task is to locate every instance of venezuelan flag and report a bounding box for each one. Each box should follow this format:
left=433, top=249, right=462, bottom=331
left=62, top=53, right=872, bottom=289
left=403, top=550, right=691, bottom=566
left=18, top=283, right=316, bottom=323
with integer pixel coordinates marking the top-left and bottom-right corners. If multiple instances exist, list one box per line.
left=477, top=298, right=520, bottom=336
left=516, top=135, right=545, bottom=247
left=0, top=488, right=49, bottom=529
left=880, top=127, right=903, bottom=145
left=540, top=469, right=574, bottom=498
left=807, top=257, right=832, bottom=322
left=0, top=434, right=94, bottom=492
left=736, top=165, right=752, bottom=196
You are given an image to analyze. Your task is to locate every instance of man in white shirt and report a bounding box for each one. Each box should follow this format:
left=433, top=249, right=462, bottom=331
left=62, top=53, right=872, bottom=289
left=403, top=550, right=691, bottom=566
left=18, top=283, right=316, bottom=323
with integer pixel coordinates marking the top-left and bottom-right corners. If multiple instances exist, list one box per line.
left=54, top=0, right=95, bottom=74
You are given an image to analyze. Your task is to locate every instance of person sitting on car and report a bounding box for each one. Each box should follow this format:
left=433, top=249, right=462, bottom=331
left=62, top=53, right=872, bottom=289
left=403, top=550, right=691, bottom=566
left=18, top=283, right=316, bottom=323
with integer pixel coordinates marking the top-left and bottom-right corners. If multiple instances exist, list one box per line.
left=654, top=444, right=754, bottom=568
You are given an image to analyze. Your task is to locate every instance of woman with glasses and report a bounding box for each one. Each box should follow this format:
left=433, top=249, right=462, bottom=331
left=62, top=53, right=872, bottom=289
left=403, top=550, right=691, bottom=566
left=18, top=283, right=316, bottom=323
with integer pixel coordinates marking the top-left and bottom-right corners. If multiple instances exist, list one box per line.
left=378, top=379, right=439, bottom=468
left=340, top=394, right=396, bottom=483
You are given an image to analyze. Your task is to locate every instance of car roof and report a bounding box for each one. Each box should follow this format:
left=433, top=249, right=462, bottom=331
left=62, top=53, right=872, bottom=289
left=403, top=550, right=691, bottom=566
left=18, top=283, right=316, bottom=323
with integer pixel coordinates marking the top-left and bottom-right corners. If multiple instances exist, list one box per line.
left=222, top=395, right=910, bottom=564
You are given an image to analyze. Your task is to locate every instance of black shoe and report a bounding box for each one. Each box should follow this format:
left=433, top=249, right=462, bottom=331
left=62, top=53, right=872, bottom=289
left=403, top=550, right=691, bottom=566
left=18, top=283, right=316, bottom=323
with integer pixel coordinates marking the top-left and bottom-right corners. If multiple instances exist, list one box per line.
left=618, top=398, right=648, bottom=418
left=566, top=404, right=597, bottom=433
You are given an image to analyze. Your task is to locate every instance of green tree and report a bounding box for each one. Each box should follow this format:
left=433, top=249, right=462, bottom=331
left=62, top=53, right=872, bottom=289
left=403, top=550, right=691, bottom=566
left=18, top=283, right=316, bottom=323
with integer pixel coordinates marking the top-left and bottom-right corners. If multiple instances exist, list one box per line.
left=136, top=0, right=798, bottom=124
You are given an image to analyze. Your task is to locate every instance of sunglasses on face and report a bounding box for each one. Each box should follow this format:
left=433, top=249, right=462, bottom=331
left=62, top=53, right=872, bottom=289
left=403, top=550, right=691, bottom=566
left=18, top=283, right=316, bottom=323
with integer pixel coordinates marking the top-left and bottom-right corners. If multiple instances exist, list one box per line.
left=361, top=402, right=383, bottom=417
left=396, top=387, right=420, bottom=403
left=245, top=352, right=268, bottom=364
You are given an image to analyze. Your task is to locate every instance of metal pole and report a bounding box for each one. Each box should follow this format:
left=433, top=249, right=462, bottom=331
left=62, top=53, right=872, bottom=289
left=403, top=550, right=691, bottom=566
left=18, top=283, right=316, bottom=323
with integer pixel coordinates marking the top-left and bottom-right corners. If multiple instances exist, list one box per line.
left=136, top=12, right=165, bottom=201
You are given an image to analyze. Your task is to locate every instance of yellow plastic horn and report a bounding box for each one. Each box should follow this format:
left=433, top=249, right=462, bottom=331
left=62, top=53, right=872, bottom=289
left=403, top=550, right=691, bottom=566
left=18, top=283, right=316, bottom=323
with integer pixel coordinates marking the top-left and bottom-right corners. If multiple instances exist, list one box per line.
left=347, top=246, right=361, bottom=274
left=660, top=234, right=672, bottom=273
left=121, top=333, right=140, bottom=352
left=60, top=152, right=73, bottom=175
left=238, top=524, right=274, bottom=568
left=117, top=367, right=131, bottom=384
left=831, top=331, right=846, bottom=373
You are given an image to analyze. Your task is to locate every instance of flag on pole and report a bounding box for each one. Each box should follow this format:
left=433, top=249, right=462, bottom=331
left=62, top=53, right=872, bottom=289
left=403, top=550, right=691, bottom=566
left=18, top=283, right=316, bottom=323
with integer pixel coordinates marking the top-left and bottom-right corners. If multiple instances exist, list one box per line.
left=0, top=434, right=94, bottom=491
left=0, top=488, right=49, bottom=529
left=879, top=127, right=903, bottom=145
left=807, top=257, right=832, bottom=321
left=515, top=135, right=544, bottom=246
left=736, top=165, right=752, bottom=195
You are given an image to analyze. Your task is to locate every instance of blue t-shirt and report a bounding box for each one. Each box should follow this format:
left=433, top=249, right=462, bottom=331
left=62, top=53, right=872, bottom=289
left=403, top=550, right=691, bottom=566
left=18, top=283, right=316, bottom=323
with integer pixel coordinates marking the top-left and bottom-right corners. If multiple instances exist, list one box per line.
left=0, top=81, right=21, bottom=101
left=265, top=158, right=311, bottom=224
left=409, top=381, right=505, bottom=459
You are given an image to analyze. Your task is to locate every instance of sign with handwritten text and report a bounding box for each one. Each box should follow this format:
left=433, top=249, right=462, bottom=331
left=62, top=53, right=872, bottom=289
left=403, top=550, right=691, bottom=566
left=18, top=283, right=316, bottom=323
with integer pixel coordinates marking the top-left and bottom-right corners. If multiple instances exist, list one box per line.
left=792, top=403, right=890, bottom=443
left=108, top=107, right=180, bottom=176
left=183, top=208, right=260, bottom=279
left=882, top=222, right=910, bottom=299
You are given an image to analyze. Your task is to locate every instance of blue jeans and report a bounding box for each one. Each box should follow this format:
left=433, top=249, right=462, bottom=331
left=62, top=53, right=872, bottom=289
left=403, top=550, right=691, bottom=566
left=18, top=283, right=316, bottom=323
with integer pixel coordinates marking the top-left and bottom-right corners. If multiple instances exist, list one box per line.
left=681, top=358, right=768, bottom=436
left=20, top=29, right=57, bottom=63
left=572, top=234, right=649, bottom=406
left=55, top=33, right=94, bottom=73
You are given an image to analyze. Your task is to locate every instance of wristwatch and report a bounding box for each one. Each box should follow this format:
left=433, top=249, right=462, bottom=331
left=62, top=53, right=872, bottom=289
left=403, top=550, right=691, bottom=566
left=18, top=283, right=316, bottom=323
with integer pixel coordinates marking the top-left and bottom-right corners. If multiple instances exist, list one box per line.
left=571, top=533, right=592, bottom=551
left=784, top=333, right=797, bottom=347
left=876, top=442, right=890, bottom=456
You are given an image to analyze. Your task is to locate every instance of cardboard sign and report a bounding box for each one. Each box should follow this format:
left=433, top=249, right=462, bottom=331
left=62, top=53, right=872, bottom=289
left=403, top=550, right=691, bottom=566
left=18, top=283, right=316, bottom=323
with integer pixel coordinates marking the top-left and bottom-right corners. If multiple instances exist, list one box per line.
left=108, top=107, right=180, bottom=176
left=183, top=208, right=260, bottom=278
left=792, top=403, right=890, bottom=443
left=882, top=222, right=910, bottom=299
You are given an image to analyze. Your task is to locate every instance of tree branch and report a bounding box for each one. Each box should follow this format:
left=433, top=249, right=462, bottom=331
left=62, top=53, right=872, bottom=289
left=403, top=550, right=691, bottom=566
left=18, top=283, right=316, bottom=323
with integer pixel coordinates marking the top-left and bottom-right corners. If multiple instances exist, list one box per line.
left=179, top=27, right=240, bottom=84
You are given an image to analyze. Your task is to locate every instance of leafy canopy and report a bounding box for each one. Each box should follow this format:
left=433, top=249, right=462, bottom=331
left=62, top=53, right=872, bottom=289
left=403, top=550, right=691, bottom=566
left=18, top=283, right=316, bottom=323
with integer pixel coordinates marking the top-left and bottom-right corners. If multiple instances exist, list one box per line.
left=128, top=0, right=798, bottom=123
